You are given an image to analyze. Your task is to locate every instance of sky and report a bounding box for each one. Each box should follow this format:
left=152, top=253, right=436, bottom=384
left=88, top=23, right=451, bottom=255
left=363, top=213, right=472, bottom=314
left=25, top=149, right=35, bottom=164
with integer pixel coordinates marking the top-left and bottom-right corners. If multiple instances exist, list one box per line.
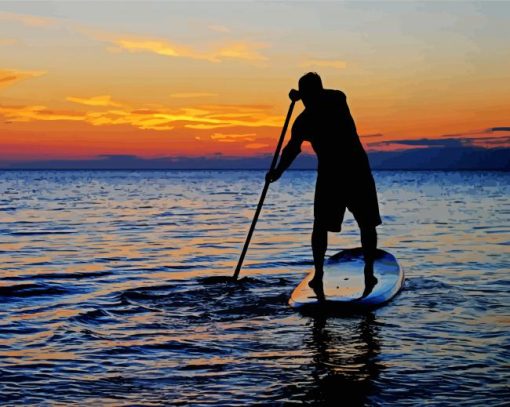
left=1, top=0, right=509, bottom=166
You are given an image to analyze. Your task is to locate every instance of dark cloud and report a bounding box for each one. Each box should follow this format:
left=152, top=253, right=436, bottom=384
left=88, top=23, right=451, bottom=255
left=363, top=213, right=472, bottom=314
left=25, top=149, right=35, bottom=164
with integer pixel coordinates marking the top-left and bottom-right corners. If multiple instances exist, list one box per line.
left=371, top=130, right=510, bottom=150
left=98, top=154, right=140, bottom=161
left=360, top=133, right=384, bottom=139
left=440, top=127, right=509, bottom=138
left=469, top=136, right=510, bottom=146
left=377, top=138, right=466, bottom=148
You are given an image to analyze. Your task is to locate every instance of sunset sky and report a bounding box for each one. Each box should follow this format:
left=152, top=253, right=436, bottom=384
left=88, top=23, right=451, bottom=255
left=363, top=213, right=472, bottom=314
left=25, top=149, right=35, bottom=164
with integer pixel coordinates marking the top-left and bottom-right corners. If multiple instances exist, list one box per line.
left=1, top=1, right=509, bottom=165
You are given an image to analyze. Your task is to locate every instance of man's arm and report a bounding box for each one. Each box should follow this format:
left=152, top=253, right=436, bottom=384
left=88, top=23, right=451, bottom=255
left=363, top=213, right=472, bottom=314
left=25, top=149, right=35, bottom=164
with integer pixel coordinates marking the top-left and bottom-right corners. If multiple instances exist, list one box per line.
left=266, top=118, right=304, bottom=183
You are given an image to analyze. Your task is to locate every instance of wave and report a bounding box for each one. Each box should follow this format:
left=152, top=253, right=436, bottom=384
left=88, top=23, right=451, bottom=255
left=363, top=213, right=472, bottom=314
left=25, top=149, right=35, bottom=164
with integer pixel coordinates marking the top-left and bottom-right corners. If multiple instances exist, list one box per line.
left=8, top=270, right=113, bottom=281
left=8, top=231, right=75, bottom=236
left=0, top=283, right=69, bottom=299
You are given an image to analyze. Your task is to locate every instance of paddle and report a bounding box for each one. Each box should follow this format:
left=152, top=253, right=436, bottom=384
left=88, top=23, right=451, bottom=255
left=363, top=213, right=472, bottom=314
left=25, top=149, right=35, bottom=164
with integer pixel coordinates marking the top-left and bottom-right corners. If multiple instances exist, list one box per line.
left=232, top=100, right=296, bottom=280
left=202, top=100, right=295, bottom=284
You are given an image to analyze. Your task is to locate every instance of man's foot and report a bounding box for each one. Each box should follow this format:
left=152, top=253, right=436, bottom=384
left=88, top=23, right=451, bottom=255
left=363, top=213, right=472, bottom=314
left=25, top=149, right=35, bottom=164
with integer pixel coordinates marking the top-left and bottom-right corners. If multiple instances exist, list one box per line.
left=308, top=277, right=322, bottom=290
left=308, top=277, right=325, bottom=302
left=360, top=274, right=378, bottom=299
left=358, top=261, right=378, bottom=299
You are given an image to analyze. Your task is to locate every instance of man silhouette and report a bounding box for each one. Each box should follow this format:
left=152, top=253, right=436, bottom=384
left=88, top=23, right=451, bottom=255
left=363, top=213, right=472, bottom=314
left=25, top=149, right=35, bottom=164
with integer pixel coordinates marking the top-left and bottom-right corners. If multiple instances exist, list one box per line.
left=266, top=72, right=381, bottom=298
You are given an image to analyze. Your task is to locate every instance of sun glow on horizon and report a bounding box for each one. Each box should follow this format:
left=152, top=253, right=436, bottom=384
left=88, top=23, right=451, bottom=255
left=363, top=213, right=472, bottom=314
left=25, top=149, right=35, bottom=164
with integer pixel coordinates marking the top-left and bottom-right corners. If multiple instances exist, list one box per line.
left=1, top=2, right=509, bottom=163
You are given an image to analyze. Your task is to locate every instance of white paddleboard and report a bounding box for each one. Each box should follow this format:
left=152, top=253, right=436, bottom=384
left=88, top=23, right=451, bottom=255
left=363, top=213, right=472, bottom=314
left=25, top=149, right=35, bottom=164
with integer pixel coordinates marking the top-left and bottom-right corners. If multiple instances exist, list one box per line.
left=289, top=248, right=404, bottom=310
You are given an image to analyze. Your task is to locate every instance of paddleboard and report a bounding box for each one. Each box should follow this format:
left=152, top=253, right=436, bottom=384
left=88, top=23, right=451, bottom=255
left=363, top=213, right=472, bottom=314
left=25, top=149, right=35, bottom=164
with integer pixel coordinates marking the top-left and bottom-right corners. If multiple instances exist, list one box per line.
left=289, top=248, right=404, bottom=310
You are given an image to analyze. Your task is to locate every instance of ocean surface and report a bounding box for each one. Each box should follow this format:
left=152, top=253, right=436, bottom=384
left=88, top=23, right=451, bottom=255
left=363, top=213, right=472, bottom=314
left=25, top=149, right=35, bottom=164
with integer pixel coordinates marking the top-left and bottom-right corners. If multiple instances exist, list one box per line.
left=0, top=170, right=508, bottom=406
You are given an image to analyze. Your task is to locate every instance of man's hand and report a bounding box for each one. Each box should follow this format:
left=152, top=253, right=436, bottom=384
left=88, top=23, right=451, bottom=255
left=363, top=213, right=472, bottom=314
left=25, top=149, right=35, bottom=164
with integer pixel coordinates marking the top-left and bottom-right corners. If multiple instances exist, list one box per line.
left=289, top=89, right=301, bottom=102
left=265, top=168, right=282, bottom=183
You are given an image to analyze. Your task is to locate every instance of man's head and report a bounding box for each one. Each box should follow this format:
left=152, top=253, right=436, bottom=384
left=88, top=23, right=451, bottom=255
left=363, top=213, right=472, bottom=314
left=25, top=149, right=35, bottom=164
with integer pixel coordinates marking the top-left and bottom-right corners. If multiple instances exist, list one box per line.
left=298, top=72, right=323, bottom=107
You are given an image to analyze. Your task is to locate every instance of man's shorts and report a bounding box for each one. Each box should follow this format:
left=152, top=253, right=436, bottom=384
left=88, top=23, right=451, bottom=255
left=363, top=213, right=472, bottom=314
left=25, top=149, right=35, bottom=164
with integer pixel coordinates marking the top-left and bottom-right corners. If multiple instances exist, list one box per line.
left=314, top=171, right=382, bottom=232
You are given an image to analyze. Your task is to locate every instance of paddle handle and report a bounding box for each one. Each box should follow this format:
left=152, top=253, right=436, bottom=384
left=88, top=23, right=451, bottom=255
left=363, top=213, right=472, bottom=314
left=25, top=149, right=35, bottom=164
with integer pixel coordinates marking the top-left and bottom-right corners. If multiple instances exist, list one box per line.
left=232, top=100, right=295, bottom=280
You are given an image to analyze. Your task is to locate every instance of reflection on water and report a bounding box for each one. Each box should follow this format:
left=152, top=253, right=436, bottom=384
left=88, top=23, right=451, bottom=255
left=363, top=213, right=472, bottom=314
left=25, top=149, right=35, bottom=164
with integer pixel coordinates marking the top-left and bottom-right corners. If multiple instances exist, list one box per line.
left=0, top=170, right=508, bottom=405
left=305, top=313, right=381, bottom=406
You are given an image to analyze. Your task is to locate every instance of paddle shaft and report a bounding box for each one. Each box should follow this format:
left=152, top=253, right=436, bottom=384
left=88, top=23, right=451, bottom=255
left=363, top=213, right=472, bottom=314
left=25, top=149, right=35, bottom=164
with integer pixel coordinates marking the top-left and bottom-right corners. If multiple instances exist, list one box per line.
left=232, top=100, right=295, bottom=280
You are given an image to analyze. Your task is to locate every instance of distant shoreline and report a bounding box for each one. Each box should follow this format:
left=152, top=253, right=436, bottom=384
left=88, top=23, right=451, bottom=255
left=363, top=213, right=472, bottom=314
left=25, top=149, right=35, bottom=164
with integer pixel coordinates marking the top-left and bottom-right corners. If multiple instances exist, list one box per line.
left=2, top=147, right=508, bottom=171
left=1, top=168, right=508, bottom=172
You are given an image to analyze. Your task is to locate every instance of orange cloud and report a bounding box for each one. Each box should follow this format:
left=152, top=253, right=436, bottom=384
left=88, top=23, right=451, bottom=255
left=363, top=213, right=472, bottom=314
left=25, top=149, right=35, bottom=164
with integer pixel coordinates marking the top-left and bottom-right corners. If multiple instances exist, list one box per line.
left=0, top=69, right=46, bottom=89
left=216, top=42, right=268, bottom=62
left=210, top=132, right=257, bottom=142
left=3, top=13, right=268, bottom=65
left=170, top=92, right=217, bottom=98
left=67, top=95, right=124, bottom=107
left=86, top=109, right=176, bottom=130
left=109, top=36, right=268, bottom=63
left=245, top=143, right=269, bottom=149
left=0, top=102, right=281, bottom=131
left=113, top=38, right=190, bottom=58
left=0, top=104, right=83, bottom=122
left=0, top=11, right=57, bottom=28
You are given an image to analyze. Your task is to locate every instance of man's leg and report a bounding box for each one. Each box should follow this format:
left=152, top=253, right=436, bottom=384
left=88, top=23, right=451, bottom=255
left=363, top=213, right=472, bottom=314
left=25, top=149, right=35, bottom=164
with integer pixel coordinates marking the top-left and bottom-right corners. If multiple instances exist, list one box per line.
left=310, top=220, right=327, bottom=287
left=360, top=226, right=377, bottom=264
left=360, top=226, right=378, bottom=298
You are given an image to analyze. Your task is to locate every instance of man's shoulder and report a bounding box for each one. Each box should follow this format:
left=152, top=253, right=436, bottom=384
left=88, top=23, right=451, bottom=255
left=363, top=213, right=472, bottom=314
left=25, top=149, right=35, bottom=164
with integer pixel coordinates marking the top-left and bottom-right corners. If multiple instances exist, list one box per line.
left=324, top=88, right=347, bottom=101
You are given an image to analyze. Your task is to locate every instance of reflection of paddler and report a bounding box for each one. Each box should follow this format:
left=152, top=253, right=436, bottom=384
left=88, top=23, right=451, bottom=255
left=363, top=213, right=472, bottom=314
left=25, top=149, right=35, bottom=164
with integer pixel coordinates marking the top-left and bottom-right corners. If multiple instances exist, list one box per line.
left=305, top=313, right=382, bottom=405
left=266, top=73, right=381, bottom=298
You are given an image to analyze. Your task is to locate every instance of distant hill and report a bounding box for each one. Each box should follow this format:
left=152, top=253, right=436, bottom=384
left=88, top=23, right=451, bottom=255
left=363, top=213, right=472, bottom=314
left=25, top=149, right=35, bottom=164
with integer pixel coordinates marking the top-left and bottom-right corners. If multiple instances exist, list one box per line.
left=293, top=147, right=510, bottom=170
left=368, top=147, right=510, bottom=171
left=1, top=147, right=509, bottom=170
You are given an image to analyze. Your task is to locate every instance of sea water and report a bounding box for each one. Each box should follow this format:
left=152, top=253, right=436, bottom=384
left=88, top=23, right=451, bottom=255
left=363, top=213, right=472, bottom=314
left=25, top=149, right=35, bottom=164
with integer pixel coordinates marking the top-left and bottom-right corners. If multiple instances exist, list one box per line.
left=0, top=170, right=508, bottom=405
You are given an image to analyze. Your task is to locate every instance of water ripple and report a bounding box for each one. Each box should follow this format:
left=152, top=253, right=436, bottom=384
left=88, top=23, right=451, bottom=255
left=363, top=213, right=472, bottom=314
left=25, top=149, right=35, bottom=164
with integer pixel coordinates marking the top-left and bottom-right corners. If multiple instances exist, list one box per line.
left=0, top=170, right=508, bottom=405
